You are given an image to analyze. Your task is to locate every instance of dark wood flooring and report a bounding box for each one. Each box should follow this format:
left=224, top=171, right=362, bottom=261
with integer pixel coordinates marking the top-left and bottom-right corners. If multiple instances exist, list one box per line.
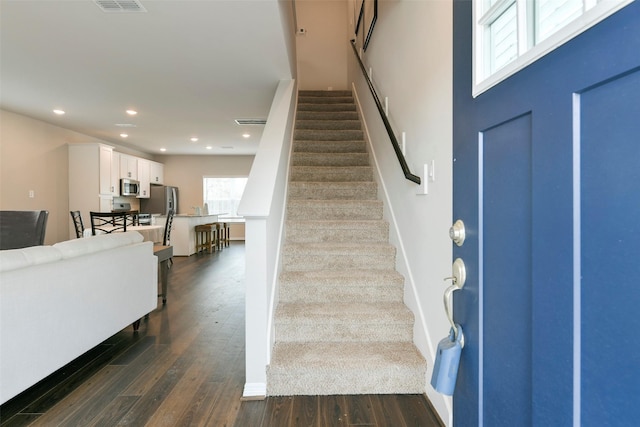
left=0, top=242, right=443, bottom=426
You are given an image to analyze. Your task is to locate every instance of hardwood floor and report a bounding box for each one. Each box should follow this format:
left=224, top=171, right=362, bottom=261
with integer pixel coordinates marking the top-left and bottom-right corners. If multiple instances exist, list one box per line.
left=0, top=242, right=443, bottom=426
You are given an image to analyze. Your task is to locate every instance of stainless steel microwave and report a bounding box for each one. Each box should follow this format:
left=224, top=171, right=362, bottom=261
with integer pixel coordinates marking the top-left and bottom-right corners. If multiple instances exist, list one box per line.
left=120, top=178, right=140, bottom=197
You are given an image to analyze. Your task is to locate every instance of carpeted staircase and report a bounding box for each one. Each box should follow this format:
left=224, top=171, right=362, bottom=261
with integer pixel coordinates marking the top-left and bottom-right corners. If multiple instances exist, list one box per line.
left=266, top=90, right=426, bottom=396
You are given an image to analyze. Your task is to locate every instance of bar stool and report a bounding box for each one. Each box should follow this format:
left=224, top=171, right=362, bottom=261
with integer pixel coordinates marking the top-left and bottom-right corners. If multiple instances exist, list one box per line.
left=221, top=222, right=230, bottom=247
left=209, top=222, right=222, bottom=251
left=195, top=224, right=215, bottom=253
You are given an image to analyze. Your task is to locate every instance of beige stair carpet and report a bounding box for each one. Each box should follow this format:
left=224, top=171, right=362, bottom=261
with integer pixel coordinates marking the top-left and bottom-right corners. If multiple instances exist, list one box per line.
left=267, top=90, right=426, bottom=396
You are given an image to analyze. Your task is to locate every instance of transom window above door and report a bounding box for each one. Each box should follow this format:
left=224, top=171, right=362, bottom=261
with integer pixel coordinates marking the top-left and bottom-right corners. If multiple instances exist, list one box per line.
left=473, top=0, right=633, bottom=96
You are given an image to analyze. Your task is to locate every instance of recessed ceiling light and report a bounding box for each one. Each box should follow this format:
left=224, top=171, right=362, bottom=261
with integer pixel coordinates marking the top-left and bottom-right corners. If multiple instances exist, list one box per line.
left=126, top=109, right=137, bottom=116
left=120, top=133, right=128, bottom=138
left=53, top=109, right=65, bottom=115
left=191, top=137, right=199, bottom=142
left=160, top=148, right=167, bottom=152
left=205, top=146, right=213, bottom=150
left=242, top=133, right=250, bottom=138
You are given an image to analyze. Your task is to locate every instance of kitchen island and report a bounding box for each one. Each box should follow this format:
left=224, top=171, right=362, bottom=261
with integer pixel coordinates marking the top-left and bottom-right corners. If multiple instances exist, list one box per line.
left=157, top=214, right=221, bottom=256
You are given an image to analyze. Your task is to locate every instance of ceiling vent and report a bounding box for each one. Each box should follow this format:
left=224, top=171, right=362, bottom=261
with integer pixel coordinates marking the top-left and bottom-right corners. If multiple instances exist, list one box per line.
left=94, top=0, right=146, bottom=13
left=235, top=119, right=267, bottom=126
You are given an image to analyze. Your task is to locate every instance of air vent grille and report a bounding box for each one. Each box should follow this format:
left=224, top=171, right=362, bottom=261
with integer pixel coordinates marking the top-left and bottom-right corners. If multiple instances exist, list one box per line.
left=235, top=119, right=267, bottom=125
left=94, top=0, right=146, bottom=13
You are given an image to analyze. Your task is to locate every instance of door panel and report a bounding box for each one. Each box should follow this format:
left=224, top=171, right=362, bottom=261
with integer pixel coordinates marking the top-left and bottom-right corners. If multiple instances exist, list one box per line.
left=453, top=1, right=640, bottom=426
left=482, top=115, right=533, bottom=425
left=580, top=68, right=640, bottom=425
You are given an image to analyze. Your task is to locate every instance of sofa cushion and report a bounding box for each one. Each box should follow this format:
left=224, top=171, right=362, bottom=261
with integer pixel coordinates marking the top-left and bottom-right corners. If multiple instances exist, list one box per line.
left=0, top=246, right=63, bottom=272
left=53, top=231, right=144, bottom=259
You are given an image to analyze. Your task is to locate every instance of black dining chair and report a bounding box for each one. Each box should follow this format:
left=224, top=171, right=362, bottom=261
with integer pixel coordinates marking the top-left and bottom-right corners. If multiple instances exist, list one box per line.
left=89, top=211, right=128, bottom=235
left=162, top=209, right=175, bottom=246
left=0, top=210, right=49, bottom=250
left=70, top=210, right=85, bottom=238
left=124, top=210, right=139, bottom=227
left=152, top=209, right=175, bottom=306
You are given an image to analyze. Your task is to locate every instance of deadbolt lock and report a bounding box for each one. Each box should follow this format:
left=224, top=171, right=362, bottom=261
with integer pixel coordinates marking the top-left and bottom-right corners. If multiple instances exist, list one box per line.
left=449, top=219, right=466, bottom=246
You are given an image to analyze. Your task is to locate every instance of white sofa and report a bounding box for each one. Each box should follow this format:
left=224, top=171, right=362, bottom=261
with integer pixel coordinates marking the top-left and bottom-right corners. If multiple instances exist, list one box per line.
left=0, top=232, right=157, bottom=404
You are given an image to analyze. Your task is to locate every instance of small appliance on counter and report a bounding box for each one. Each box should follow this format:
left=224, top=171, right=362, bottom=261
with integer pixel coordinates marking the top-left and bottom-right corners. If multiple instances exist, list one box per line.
left=137, top=213, right=152, bottom=225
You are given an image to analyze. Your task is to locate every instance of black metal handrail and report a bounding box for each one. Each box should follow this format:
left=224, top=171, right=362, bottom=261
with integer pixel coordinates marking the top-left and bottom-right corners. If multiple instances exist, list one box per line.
left=350, top=40, right=421, bottom=185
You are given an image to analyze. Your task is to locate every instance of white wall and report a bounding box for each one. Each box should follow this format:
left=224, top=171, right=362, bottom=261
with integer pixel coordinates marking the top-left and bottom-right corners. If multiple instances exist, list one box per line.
left=295, top=0, right=349, bottom=90
left=347, top=0, right=454, bottom=424
left=157, top=155, right=254, bottom=216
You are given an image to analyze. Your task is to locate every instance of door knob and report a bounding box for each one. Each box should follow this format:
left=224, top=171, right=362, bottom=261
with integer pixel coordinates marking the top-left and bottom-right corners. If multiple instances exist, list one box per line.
left=449, top=220, right=466, bottom=246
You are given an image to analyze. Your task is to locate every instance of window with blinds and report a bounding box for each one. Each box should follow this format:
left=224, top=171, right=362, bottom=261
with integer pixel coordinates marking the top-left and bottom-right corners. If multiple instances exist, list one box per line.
left=473, top=0, right=631, bottom=96
left=202, top=177, right=248, bottom=219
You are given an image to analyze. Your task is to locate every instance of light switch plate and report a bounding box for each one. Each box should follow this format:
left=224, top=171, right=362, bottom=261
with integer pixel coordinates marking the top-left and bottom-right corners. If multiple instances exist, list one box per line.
left=416, top=164, right=429, bottom=195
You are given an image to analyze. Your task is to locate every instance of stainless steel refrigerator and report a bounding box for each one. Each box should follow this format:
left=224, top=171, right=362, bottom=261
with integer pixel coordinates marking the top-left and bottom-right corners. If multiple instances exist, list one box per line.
left=140, top=185, right=179, bottom=215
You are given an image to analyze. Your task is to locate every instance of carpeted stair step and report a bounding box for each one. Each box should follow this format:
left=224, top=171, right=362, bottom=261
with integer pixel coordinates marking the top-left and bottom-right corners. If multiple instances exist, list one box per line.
left=274, top=302, right=414, bottom=342
left=293, top=140, right=367, bottom=153
left=288, top=181, right=377, bottom=200
left=267, top=341, right=426, bottom=395
left=296, top=111, right=360, bottom=121
left=296, top=120, right=361, bottom=131
left=297, top=103, right=357, bottom=112
left=286, top=199, right=384, bottom=220
left=292, top=152, right=369, bottom=167
left=282, top=242, right=396, bottom=271
left=298, top=96, right=354, bottom=105
left=295, top=129, right=364, bottom=141
left=279, top=270, right=405, bottom=303
left=286, top=219, right=388, bottom=243
left=290, top=166, right=373, bottom=182
left=299, top=90, right=353, bottom=97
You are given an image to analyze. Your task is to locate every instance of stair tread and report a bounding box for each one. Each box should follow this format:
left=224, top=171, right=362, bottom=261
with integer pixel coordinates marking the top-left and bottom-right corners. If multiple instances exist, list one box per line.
left=284, top=241, right=395, bottom=251
left=270, top=341, right=425, bottom=369
left=280, top=269, right=403, bottom=284
left=299, top=90, right=353, bottom=96
left=288, top=181, right=376, bottom=187
left=276, top=301, right=414, bottom=323
left=287, top=219, right=386, bottom=227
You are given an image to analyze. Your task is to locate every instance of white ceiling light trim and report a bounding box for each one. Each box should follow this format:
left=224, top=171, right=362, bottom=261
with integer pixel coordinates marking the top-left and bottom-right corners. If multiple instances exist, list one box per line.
left=94, top=0, right=146, bottom=13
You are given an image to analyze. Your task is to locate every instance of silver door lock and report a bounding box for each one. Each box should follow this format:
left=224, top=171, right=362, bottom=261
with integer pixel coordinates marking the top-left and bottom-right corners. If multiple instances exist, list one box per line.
left=449, top=219, right=466, bottom=246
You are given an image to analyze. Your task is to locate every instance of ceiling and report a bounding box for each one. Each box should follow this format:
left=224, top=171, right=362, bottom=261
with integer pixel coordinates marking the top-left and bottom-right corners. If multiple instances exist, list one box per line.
left=0, top=0, right=294, bottom=156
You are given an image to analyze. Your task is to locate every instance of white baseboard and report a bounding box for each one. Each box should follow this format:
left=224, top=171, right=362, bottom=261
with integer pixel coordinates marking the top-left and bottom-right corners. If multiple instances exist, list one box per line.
left=242, top=382, right=266, bottom=399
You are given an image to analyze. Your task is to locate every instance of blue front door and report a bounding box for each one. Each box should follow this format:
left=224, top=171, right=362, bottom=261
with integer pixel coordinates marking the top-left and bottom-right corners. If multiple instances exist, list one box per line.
left=452, top=2, right=640, bottom=425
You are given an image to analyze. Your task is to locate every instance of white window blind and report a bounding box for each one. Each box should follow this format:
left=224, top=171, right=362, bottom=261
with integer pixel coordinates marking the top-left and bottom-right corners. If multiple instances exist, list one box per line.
left=203, top=177, right=248, bottom=219
left=536, top=0, right=584, bottom=43
left=490, top=3, right=518, bottom=73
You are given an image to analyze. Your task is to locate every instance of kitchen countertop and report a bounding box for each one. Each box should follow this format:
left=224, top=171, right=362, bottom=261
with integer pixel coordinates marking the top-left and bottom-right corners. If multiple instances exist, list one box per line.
left=156, top=213, right=225, bottom=256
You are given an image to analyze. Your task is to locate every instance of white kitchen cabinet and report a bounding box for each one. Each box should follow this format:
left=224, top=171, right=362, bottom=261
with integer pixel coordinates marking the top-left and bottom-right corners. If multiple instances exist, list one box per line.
left=110, top=151, right=120, bottom=196
left=120, top=154, right=138, bottom=179
left=68, top=143, right=115, bottom=239
left=137, top=159, right=150, bottom=198
left=149, top=161, right=164, bottom=185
